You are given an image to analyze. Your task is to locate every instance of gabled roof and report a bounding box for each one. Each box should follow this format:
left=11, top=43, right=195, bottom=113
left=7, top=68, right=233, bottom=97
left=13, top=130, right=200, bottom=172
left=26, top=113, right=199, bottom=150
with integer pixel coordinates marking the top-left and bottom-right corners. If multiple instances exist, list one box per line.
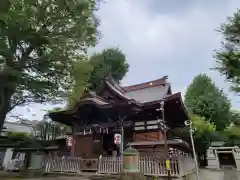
left=103, top=75, right=172, bottom=103
left=51, top=91, right=110, bottom=115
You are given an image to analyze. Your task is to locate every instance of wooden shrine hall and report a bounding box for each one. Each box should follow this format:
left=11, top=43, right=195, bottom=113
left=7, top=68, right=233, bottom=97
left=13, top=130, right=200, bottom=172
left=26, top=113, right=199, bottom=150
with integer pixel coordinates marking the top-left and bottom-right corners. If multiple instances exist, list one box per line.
left=49, top=75, right=192, bottom=158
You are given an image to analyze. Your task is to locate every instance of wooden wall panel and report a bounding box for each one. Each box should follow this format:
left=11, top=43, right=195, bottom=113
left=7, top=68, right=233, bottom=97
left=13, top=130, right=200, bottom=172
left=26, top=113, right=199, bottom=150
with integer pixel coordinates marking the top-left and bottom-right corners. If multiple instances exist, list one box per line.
left=74, top=135, right=93, bottom=158
left=134, top=130, right=165, bottom=141
left=147, top=131, right=158, bottom=140
left=158, top=131, right=164, bottom=140
left=135, top=132, right=147, bottom=141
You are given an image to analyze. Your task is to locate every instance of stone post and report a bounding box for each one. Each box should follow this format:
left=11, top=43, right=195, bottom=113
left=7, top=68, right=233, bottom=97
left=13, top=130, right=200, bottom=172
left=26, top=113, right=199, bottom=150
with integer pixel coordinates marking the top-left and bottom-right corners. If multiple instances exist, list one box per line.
left=206, top=148, right=218, bottom=169
left=232, top=147, right=240, bottom=170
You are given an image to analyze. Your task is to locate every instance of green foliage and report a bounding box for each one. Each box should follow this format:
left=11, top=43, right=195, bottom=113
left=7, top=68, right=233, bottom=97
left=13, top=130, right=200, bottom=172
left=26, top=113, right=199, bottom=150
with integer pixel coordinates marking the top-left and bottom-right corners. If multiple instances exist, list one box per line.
left=0, top=0, right=99, bottom=128
left=190, top=114, right=217, bottom=149
left=224, top=126, right=240, bottom=138
left=189, top=114, right=222, bottom=165
left=224, top=126, right=240, bottom=146
left=173, top=115, right=216, bottom=138
left=7, top=131, right=29, bottom=138
left=68, top=59, right=93, bottom=108
left=191, top=114, right=216, bottom=137
left=185, top=74, right=231, bottom=130
left=67, top=48, right=129, bottom=107
left=223, top=110, right=240, bottom=145
left=88, top=48, right=129, bottom=91
left=215, top=9, right=240, bottom=93
left=229, top=109, right=240, bottom=126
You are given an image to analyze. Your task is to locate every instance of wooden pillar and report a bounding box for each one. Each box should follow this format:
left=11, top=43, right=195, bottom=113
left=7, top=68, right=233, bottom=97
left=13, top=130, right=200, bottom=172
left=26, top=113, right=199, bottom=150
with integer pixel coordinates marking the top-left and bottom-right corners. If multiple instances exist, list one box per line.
left=133, top=131, right=136, bottom=142
left=71, top=125, right=77, bottom=156
left=158, top=120, right=163, bottom=140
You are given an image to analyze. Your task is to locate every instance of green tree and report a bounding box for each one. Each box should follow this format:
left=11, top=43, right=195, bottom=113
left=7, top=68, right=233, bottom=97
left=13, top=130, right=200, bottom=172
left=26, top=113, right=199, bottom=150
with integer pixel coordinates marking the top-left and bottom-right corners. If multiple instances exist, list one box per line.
left=68, top=48, right=129, bottom=107
left=191, top=114, right=221, bottom=165
left=215, top=9, right=240, bottom=93
left=68, top=59, right=93, bottom=107
left=0, top=0, right=99, bottom=128
left=173, top=114, right=217, bottom=165
left=223, top=109, right=240, bottom=145
left=224, top=126, right=240, bottom=145
left=185, top=74, right=231, bottom=130
left=191, top=114, right=216, bottom=136
left=229, top=109, right=240, bottom=126
left=88, top=48, right=129, bottom=91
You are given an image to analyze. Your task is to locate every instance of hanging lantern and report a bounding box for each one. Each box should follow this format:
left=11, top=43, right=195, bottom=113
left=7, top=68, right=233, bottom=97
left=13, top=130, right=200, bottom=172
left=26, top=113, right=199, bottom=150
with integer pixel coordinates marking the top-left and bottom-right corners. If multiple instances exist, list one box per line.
left=67, top=136, right=73, bottom=147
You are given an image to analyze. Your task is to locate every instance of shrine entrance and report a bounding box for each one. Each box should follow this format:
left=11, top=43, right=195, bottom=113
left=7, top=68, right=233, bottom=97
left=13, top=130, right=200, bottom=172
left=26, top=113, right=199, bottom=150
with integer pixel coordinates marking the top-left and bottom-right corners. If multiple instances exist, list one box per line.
left=91, top=125, right=119, bottom=156
left=102, top=133, right=119, bottom=156
left=207, top=144, right=240, bottom=170
left=218, top=152, right=236, bottom=168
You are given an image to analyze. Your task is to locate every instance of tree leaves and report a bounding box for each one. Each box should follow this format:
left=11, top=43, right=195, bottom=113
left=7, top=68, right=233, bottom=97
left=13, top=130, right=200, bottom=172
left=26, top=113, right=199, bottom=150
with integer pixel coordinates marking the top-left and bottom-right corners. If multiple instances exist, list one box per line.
left=88, top=48, right=129, bottom=91
left=215, top=9, right=240, bottom=93
left=0, top=0, right=99, bottom=127
left=67, top=48, right=129, bottom=108
left=185, top=74, right=231, bottom=130
left=191, top=114, right=216, bottom=137
left=68, top=58, right=92, bottom=108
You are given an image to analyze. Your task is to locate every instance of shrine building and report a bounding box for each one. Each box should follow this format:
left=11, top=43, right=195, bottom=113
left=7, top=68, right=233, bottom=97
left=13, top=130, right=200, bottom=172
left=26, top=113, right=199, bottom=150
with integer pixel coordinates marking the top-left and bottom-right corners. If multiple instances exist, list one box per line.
left=49, top=75, right=191, bottom=158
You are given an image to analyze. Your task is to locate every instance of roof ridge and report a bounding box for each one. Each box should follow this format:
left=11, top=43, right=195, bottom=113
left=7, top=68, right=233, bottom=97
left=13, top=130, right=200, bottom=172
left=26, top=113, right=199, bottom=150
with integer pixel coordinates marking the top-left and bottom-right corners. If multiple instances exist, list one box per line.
left=123, top=76, right=168, bottom=92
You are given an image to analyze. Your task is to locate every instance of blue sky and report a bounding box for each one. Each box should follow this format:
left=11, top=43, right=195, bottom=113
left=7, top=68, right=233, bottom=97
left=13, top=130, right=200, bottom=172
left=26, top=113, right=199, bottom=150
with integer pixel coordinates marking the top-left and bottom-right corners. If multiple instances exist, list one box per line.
left=10, top=0, right=240, bottom=121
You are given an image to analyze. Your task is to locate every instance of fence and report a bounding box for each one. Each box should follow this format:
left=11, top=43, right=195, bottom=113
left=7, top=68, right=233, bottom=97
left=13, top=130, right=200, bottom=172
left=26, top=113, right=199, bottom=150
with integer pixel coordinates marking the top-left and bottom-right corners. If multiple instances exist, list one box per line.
left=45, top=156, right=82, bottom=174
left=98, top=156, right=196, bottom=177
left=98, top=156, right=122, bottom=174
left=45, top=155, right=196, bottom=177
left=45, top=156, right=99, bottom=174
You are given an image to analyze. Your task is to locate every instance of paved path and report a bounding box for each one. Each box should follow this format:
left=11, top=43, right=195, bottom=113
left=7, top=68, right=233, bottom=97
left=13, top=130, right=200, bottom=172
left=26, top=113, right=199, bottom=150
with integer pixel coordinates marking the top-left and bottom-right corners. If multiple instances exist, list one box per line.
left=187, top=168, right=240, bottom=180
left=223, top=168, right=239, bottom=180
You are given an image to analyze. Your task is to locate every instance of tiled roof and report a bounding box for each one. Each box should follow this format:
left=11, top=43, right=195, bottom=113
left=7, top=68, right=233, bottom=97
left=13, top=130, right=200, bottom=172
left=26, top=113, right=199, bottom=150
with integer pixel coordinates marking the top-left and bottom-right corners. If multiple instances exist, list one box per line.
left=105, top=76, right=171, bottom=103
left=105, top=81, right=130, bottom=100
left=123, top=83, right=170, bottom=103
left=123, top=76, right=168, bottom=92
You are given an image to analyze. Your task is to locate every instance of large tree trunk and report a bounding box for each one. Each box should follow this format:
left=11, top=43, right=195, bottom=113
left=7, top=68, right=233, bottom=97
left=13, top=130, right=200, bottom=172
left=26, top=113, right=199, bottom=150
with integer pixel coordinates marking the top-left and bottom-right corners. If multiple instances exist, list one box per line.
left=0, top=87, right=14, bottom=130
left=0, top=105, right=9, bottom=130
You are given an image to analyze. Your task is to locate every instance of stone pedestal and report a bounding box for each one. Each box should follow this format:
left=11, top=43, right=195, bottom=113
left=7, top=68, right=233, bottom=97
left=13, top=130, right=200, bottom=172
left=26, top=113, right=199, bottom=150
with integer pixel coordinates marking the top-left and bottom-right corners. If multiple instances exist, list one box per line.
left=206, top=148, right=219, bottom=169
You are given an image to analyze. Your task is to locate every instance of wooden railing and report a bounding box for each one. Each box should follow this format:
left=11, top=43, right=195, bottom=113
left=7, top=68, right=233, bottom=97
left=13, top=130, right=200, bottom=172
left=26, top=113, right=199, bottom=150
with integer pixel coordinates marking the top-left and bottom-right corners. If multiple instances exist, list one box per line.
left=98, top=156, right=196, bottom=177
left=139, top=156, right=180, bottom=176
left=98, top=156, right=122, bottom=174
left=45, top=156, right=83, bottom=174
left=45, top=155, right=196, bottom=177
left=45, top=156, right=99, bottom=174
